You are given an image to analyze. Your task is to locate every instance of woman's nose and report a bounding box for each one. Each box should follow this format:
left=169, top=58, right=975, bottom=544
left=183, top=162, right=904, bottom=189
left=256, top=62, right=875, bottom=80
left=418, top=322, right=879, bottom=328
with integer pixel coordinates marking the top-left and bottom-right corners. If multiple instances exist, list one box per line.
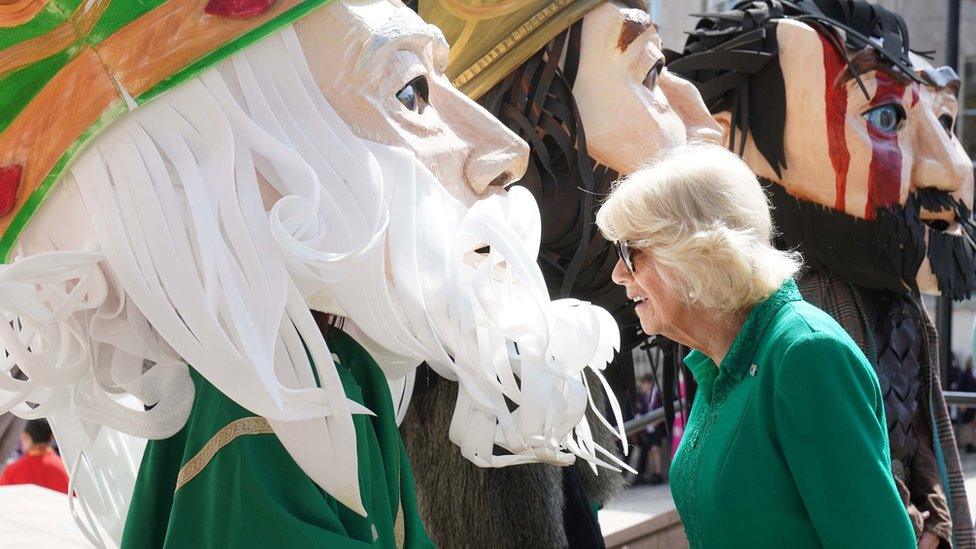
left=611, top=258, right=632, bottom=286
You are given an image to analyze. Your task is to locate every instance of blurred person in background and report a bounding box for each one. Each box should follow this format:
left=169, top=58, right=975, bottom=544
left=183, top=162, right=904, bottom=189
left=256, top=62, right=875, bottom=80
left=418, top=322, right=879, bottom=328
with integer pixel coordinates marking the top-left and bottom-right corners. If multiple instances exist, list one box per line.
left=0, top=419, right=68, bottom=494
left=947, top=353, right=961, bottom=426
left=958, top=358, right=976, bottom=453
left=628, top=375, right=666, bottom=485
left=0, top=413, right=25, bottom=474
left=670, top=375, right=688, bottom=460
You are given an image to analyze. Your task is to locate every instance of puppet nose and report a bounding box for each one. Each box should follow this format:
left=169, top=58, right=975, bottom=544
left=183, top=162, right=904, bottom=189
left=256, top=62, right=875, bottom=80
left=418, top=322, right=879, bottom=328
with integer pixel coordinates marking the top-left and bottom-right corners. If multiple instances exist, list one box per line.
left=912, top=109, right=969, bottom=195
left=465, top=138, right=529, bottom=193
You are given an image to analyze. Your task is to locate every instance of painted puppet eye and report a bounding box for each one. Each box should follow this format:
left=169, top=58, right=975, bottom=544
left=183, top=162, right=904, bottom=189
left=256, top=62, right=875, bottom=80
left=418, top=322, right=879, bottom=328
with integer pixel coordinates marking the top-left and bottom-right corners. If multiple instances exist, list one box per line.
left=862, top=104, right=906, bottom=133
left=644, top=59, right=665, bottom=90
left=939, top=114, right=955, bottom=136
left=395, top=76, right=429, bottom=114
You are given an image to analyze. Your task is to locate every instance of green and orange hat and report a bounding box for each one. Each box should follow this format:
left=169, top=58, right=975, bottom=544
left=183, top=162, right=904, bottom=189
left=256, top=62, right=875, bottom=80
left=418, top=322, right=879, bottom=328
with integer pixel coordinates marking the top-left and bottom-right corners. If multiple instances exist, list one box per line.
left=0, top=0, right=336, bottom=261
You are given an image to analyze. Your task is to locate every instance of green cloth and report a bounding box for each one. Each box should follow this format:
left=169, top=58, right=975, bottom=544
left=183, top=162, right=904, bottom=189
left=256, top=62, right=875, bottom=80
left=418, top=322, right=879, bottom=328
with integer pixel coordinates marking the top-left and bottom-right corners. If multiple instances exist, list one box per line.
left=669, top=279, right=915, bottom=548
left=121, top=329, right=434, bottom=548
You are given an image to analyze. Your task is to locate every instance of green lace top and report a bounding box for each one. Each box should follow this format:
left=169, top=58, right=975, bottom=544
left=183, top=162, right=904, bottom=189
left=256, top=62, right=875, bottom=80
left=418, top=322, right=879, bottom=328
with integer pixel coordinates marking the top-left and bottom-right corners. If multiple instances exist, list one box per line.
left=669, top=279, right=914, bottom=548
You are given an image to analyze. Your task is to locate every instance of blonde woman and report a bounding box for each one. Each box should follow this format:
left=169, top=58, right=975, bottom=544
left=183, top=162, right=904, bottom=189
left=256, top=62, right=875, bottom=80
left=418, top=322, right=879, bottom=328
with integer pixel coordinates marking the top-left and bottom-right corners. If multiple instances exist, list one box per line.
left=597, top=143, right=914, bottom=547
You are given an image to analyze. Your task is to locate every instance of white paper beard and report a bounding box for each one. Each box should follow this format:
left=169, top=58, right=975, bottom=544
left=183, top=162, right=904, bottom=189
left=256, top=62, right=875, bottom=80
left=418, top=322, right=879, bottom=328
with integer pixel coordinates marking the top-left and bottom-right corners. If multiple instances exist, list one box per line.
left=0, top=21, right=625, bottom=544
left=332, top=144, right=626, bottom=468
left=219, top=22, right=628, bottom=470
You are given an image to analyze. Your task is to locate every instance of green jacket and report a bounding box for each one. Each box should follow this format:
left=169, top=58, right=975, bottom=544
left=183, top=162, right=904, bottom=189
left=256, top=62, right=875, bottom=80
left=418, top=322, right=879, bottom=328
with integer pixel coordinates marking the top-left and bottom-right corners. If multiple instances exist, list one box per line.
left=670, top=279, right=914, bottom=548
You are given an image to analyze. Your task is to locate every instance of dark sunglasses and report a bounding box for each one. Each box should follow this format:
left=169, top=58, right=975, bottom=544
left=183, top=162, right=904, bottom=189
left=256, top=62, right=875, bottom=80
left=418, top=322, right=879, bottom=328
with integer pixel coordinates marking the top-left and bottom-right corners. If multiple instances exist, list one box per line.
left=614, top=240, right=637, bottom=275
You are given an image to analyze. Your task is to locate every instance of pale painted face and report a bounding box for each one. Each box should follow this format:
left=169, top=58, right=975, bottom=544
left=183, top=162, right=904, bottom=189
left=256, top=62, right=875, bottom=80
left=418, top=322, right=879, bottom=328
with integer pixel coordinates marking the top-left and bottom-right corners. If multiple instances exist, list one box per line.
left=911, top=53, right=974, bottom=293
left=726, top=19, right=975, bottom=294
left=294, top=0, right=528, bottom=206
left=573, top=2, right=722, bottom=174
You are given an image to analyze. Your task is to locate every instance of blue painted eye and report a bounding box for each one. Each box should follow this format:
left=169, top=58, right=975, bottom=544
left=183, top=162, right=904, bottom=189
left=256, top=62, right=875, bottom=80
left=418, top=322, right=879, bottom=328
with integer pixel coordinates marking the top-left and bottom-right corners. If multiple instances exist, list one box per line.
left=395, top=76, right=429, bottom=113
left=863, top=104, right=906, bottom=133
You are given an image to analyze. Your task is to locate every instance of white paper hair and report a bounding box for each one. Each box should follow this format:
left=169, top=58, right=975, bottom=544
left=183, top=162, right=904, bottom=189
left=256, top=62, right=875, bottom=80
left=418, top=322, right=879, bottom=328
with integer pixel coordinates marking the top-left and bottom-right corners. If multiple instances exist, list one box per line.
left=0, top=23, right=625, bottom=545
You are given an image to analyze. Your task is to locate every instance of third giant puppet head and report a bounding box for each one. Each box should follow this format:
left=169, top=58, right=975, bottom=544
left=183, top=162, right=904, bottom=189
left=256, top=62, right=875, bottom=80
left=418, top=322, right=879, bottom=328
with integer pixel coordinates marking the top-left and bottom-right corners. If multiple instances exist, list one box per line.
left=0, top=0, right=624, bottom=542
left=669, top=0, right=976, bottom=301
left=670, top=1, right=976, bottom=543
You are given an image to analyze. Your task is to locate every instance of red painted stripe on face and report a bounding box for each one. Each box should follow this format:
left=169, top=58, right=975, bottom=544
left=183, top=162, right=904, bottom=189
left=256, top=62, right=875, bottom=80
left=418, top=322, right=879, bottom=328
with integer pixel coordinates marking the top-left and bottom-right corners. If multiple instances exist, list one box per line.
left=865, top=72, right=906, bottom=218
left=0, top=165, right=22, bottom=218
left=820, top=33, right=850, bottom=212
left=204, top=0, right=277, bottom=18
left=911, top=83, right=919, bottom=107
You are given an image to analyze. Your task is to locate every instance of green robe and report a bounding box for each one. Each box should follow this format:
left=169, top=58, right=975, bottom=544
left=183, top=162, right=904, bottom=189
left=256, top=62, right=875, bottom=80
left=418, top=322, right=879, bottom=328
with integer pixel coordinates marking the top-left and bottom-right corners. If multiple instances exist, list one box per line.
left=121, top=329, right=434, bottom=548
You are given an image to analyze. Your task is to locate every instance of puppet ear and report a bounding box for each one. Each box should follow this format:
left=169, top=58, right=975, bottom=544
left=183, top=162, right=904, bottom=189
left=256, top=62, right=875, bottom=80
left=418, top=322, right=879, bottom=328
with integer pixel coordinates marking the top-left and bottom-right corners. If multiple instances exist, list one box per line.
left=713, top=111, right=733, bottom=149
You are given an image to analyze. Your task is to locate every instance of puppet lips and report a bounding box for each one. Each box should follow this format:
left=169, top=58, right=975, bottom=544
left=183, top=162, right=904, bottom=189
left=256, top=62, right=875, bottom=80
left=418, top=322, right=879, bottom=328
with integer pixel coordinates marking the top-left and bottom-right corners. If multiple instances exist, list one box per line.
left=922, top=218, right=963, bottom=238
left=204, top=0, right=277, bottom=18
left=920, top=209, right=959, bottom=234
left=463, top=244, right=511, bottom=276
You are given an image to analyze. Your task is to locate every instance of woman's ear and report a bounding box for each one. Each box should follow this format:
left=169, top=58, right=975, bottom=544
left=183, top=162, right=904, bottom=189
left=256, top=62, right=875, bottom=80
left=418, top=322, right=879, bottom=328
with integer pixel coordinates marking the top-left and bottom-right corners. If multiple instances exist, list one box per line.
left=712, top=111, right=732, bottom=149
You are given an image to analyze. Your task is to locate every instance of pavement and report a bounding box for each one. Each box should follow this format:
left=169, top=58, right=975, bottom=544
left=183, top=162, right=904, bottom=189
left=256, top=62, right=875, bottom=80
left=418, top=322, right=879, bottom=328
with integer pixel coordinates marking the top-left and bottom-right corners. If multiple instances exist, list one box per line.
left=0, top=485, right=90, bottom=548
left=600, top=451, right=976, bottom=545
left=600, top=481, right=676, bottom=538
left=3, top=452, right=976, bottom=547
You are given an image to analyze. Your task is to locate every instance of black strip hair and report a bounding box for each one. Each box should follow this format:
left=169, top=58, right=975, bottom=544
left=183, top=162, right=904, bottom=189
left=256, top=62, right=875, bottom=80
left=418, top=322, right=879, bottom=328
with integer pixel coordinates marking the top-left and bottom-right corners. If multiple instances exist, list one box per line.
left=764, top=177, right=976, bottom=300
left=478, top=25, right=647, bottom=404
left=478, top=25, right=632, bottom=320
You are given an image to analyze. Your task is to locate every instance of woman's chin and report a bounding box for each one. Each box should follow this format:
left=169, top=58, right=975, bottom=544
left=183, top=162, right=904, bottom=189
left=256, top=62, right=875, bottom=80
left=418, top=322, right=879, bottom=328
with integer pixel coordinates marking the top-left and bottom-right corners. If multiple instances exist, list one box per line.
left=636, top=307, right=660, bottom=336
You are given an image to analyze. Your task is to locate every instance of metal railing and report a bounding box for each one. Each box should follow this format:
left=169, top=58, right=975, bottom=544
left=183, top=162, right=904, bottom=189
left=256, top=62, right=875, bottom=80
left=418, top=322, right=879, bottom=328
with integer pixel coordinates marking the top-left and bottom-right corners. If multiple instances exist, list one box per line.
left=624, top=393, right=976, bottom=437
left=945, top=391, right=976, bottom=406
left=624, top=400, right=681, bottom=437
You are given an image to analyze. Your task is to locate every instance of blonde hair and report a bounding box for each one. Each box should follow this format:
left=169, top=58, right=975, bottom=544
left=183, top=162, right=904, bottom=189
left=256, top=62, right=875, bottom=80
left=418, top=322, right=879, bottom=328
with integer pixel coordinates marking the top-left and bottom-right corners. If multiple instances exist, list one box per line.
left=596, top=142, right=801, bottom=313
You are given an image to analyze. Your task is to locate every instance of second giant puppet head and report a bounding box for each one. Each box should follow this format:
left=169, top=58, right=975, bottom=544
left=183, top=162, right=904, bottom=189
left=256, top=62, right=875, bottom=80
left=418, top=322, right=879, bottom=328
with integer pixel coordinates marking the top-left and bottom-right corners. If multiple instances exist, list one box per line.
left=0, top=0, right=622, bottom=540
left=669, top=0, right=976, bottom=300
left=417, top=0, right=721, bottom=327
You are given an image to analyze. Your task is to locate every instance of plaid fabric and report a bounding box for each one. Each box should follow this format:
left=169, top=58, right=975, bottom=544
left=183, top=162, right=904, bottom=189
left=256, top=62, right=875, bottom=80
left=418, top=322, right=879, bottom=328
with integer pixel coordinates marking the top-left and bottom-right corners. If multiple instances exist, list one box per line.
left=799, top=271, right=974, bottom=548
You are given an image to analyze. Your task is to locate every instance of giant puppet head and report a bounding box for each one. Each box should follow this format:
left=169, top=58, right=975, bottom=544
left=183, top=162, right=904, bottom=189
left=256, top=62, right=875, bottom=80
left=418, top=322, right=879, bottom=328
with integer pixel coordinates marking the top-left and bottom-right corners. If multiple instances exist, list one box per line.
left=0, top=0, right=621, bottom=542
left=669, top=0, right=976, bottom=300
left=418, top=0, right=721, bottom=325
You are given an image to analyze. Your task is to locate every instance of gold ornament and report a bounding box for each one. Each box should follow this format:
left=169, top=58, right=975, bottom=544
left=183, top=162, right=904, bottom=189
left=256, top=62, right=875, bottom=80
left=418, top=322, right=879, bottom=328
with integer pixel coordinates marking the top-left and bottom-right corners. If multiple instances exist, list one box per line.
left=419, top=0, right=608, bottom=99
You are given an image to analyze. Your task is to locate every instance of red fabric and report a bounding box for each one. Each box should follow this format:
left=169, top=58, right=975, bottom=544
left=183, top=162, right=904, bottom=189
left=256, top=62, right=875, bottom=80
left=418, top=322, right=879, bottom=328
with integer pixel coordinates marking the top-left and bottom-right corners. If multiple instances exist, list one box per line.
left=0, top=449, right=69, bottom=494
